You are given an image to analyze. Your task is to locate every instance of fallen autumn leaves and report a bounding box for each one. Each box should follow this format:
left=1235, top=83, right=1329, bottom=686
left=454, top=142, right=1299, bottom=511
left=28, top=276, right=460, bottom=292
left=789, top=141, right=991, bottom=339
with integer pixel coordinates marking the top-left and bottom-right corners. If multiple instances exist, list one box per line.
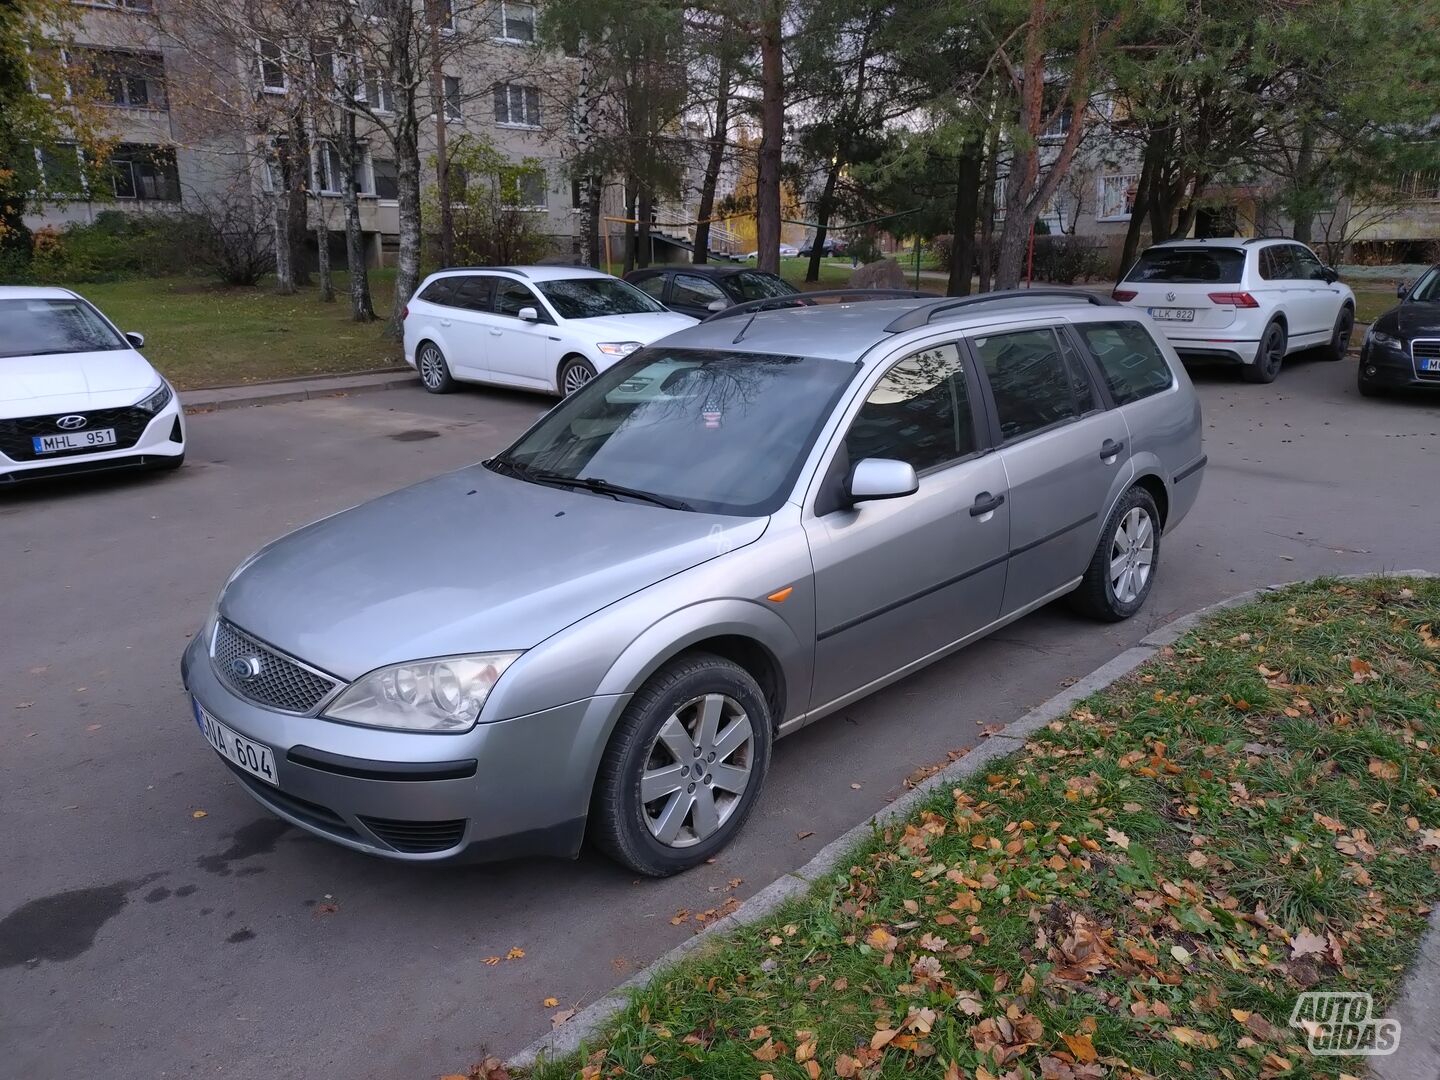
left=521, top=578, right=1439, bottom=1080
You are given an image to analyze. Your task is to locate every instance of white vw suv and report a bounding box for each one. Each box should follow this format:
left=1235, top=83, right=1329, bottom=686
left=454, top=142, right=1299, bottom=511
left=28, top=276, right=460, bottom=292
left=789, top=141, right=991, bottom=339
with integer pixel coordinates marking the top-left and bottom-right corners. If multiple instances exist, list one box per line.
left=402, top=266, right=697, bottom=397
left=1113, top=238, right=1355, bottom=383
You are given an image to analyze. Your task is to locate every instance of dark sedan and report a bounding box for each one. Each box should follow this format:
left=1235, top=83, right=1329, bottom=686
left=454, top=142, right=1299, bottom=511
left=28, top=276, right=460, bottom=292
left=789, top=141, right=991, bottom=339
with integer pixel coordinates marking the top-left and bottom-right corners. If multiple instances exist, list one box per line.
left=624, top=266, right=799, bottom=319
left=1358, top=266, right=1440, bottom=396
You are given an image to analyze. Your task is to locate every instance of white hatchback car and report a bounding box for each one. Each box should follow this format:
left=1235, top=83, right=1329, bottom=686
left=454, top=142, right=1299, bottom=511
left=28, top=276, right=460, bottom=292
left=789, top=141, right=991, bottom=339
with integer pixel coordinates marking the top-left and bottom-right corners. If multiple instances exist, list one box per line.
left=1113, top=238, right=1355, bottom=383
left=0, top=286, right=184, bottom=484
left=402, top=266, right=697, bottom=396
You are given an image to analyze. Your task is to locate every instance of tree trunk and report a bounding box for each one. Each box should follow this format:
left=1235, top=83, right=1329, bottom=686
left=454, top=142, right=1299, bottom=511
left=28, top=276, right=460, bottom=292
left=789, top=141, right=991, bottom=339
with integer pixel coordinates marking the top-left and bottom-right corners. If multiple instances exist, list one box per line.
left=428, top=18, right=453, bottom=268
left=272, top=191, right=295, bottom=295
left=693, top=53, right=732, bottom=265
left=315, top=212, right=334, bottom=302
left=977, top=125, right=999, bottom=293
left=1291, top=125, right=1315, bottom=243
left=286, top=113, right=312, bottom=287
left=387, top=123, right=422, bottom=339
left=585, top=177, right=602, bottom=268
left=636, top=187, right=653, bottom=268
left=755, top=6, right=784, bottom=275
left=805, top=160, right=840, bottom=283
left=339, top=115, right=375, bottom=321
left=1116, top=144, right=1156, bottom=283
left=948, top=142, right=981, bottom=296
left=622, top=183, right=637, bottom=273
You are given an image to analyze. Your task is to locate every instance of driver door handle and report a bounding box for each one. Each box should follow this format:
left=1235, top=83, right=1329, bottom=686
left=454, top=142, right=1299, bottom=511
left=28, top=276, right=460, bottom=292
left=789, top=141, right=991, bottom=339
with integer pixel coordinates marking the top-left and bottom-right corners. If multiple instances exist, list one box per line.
left=1100, top=438, right=1125, bottom=461
left=489, top=329, right=503, bottom=337
left=969, top=491, right=1006, bottom=517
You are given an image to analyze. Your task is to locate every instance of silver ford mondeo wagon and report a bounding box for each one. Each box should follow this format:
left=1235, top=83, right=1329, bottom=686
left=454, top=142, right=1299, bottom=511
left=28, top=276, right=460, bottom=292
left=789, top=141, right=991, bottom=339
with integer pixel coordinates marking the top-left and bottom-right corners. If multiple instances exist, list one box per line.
left=182, top=290, right=1205, bottom=875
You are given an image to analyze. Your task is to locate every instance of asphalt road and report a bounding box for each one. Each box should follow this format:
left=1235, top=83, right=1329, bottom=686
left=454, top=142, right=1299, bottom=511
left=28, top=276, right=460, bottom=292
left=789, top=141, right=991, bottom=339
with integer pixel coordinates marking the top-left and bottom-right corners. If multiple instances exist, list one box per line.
left=2, top=355, right=1437, bottom=1080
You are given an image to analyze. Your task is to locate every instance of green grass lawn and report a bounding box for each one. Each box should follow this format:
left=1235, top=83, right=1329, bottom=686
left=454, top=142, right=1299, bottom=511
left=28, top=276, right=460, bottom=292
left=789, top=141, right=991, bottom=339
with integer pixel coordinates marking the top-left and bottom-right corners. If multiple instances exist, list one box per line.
left=525, top=576, right=1440, bottom=1080
left=69, top=271, right=404, bottom=390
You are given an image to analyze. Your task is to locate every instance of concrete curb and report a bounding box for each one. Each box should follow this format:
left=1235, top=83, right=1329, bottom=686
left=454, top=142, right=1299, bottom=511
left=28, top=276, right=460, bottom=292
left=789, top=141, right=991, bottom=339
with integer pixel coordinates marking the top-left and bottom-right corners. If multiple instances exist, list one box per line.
left=1371, top=904, right=1440, bottom=1080
left=180, top=369, right=416, bottom=412
left=508, top=570, right=1438, bottom=1072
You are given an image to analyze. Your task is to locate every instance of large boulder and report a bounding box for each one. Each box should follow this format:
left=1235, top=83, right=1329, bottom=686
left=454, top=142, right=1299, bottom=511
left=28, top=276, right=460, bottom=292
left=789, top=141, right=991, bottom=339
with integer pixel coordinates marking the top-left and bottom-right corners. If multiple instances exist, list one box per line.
left=849, top=258, right=905, bottom=290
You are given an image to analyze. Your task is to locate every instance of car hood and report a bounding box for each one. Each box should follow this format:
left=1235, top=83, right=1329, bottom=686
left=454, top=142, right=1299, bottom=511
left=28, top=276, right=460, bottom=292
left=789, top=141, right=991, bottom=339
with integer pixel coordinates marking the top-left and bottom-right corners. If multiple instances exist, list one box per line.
left=0, top=349, right=161, bottom=417
left=220, top=464, right=768, bottom=680
left=566, top=311, right=698, bottom=343
left=1383, top=302, right=1440, bottom=338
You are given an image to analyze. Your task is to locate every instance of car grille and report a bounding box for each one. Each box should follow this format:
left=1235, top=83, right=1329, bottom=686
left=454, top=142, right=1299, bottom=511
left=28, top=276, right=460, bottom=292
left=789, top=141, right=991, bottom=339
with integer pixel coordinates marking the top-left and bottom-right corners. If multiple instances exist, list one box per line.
left=0, top=404, right=156, bottom=462
left=359, top=816, right=468, bottom=854
left=1413, top=339, right=1440, bottom=382
left=212, top=619, right=338, bottom=715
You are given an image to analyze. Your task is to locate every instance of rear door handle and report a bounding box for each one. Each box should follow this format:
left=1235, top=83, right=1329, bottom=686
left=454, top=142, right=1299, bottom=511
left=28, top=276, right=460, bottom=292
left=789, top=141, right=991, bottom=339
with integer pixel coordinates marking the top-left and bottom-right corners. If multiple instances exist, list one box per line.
left=1100, top=439, right=1125, bottom=461
left=969, top=491, right=1005, bottom=517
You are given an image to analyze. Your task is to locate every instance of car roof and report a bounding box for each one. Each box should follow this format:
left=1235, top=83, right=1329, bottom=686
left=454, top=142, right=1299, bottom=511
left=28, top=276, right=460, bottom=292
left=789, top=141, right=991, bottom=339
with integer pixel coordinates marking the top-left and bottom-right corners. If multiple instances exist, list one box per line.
left=630, top=265, right=767, bottom=279
left=430, top=265, right=613, bottom=283
left=0, top=285, right=82, bottom=300
left=1147, top=237, right=1298, bottom=250
left=658, top=293, right=1138, bottom=364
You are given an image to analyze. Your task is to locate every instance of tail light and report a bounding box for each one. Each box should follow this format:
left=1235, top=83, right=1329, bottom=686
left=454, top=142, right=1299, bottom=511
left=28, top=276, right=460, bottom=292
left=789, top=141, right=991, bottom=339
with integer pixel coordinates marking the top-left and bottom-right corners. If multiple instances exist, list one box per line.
left=401, top=304, right=410, bottom=320
left=1208, top=292, right=1259, bottom=308
left=1112, top=289, right=1137, bottom=302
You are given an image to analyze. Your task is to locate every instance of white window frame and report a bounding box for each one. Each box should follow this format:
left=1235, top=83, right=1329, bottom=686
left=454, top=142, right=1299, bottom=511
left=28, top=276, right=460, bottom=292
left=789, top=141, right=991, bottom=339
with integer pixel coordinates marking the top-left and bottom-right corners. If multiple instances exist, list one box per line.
left=357, top=67, right=394, bottom=114
left=313, top=140, right=342, bottom=195
left=257, top=39, right=286, bottom=94
left=493, top=1, right=537, bottom=44
left=32, top=143, right=88, bottom=198
left=1040, top=109, right=1072, bottom=143
left=495, top=82, right=540, bottom=129
left=1097, top=173, right=1138, bottom=222
left=443, top=74, right=461, bottom=121
left=514, top=167, right=547, bottom=211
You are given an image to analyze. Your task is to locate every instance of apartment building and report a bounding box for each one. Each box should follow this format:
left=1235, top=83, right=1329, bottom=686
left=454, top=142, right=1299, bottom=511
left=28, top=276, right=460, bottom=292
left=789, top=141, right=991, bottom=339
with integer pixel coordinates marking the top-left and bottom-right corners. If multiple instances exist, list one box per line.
left=24, top=0, right=586, bottom=267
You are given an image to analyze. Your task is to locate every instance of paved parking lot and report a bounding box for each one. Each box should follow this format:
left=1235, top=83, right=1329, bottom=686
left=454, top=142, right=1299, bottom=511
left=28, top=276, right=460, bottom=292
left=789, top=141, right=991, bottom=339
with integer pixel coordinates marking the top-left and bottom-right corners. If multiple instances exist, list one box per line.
left=2, top=356, right=1437, bottom=1079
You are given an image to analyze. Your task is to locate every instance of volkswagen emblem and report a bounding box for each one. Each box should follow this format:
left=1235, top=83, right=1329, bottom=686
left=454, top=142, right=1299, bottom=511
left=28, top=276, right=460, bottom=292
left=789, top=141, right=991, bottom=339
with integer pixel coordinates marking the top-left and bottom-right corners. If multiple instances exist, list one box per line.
left=1165, top=290, right=1177, bottom=303
left=56, top=415, right=88, bottom=431
left=229, top=656, right=263, bottom=681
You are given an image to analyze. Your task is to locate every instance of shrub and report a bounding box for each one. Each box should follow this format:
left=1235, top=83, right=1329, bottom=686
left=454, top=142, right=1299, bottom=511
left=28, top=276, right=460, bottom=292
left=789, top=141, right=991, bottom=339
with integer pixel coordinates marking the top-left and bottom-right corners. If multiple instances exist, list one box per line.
left=189, top=192, right=274, bottom=286
left=928, top=234, right=953, bottom=273
left=1030, top=235, right=1107, bottom=284
left=29, top=210, right=205, bottom=282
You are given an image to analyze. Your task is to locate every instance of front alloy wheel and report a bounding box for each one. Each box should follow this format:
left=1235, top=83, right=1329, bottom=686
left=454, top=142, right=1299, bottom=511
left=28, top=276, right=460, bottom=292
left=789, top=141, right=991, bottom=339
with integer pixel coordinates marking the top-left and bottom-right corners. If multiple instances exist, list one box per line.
left=559, top=356, right=597, bottom=396
left=640, top=694, right=754, bottom=848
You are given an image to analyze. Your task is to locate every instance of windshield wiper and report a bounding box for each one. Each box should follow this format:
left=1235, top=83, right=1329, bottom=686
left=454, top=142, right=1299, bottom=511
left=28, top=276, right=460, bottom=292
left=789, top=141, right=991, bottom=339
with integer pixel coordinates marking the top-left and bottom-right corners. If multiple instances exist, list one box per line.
left=488, top=458, right=692, bottom=511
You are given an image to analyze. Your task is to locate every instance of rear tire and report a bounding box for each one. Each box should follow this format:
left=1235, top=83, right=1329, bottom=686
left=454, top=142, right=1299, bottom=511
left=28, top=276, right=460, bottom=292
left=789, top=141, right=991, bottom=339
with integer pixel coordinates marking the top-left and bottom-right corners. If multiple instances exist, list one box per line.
left=1322, top=307, right=1353, bottom=361
left=1069, top=485, right=1161, bottom=622
left=557, top=355, right=597, bottom=396
left=591, top=652, right=772, bottom=876
left=1242, top=321, right=1286, bottom=383
left=417, top=343, right=456, bottom=394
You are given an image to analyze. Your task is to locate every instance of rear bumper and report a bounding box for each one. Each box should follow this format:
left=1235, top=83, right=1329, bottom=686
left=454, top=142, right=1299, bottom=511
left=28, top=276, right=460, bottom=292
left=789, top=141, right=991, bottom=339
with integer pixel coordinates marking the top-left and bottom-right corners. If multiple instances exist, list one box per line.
left=1168, top=341, right=1260, bottom=365
left=182, top=634, right=628, bottom=864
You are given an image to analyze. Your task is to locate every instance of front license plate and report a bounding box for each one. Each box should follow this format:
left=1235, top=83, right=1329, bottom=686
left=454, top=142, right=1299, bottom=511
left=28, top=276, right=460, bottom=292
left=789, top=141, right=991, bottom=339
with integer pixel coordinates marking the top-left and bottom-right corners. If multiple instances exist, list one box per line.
left=32, top=428, right=117, bottom=454
left=1420, top=357, right=1440, bottom=372
left=1148, top=307, right=1195, bottom=322
left=194, top=700, right=278, bottom=787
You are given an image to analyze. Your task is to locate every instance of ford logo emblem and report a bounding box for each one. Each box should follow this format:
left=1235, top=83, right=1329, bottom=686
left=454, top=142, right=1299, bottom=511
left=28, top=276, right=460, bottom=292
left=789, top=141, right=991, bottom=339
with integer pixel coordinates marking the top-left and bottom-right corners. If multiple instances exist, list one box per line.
left=229, top=656, right=263, bottom=681
left=57, top=415, right=88, bottom=431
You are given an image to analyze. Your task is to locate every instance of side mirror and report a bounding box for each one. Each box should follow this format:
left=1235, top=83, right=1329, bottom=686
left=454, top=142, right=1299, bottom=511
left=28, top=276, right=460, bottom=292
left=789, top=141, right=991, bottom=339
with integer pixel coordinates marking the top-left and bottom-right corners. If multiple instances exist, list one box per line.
left=125, top=331, right=145, bottom=348
left=706, top=298, right=728, bottom=313
left=517, top=306, right=540, bottom=322
left=1397, top=281, right=1411, bottom=300
left=847, top=458, right=918, bottom=504
left=1321, top=266, right=1338, bottom=284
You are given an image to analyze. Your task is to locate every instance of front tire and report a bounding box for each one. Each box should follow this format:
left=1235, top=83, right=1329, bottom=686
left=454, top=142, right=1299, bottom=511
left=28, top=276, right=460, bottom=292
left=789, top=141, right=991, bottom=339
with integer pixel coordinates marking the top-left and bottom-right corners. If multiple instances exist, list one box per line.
left=1322, top=307, right=1353, bottom=361
left=1242, top=321, right=1286, bottom=383
left=591, top=653, right=772, bottom=876
left=558, top=355, right=597, bottom=396
left=1069, top=485, right=1161, bottom=622
left=417, top=342, right=456, bottom=394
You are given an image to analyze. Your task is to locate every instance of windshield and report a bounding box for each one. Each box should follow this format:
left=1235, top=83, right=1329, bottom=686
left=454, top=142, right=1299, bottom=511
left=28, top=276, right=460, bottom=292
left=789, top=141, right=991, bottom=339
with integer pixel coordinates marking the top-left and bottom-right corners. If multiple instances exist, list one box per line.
left=494, top=347, right=858, bottom=515
left=1406, top=267, right=1440, bottom=303
left=537, top=277, right=668, bottom=319
left=729, top=272, right=799, bottom=302
left=1125, top=248, right=1244, bottom=285
left=0, top=298, right=127, bottom=358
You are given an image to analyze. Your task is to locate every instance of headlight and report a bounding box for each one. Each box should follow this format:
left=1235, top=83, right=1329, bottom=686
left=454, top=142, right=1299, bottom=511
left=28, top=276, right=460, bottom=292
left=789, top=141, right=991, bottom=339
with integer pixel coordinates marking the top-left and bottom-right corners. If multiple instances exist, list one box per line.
left=135, top=382, right=173, bottom=414
left=596, top=341, right=643, bottom=357
left=1366, top=328, right=1404, bottom=351
left=323, top=653, right=522, bottom=732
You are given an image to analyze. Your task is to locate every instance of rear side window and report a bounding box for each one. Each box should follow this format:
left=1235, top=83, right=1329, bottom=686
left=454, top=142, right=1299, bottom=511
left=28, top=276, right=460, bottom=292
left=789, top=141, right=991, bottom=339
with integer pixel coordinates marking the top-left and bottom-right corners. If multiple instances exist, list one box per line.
left=420, top=278, right=457, bottom=305
left=1075, top=321, right=1175, bottom=405
left=846, top=344, right=975, bottom=472
left=632, top=275, right=667, bottom=300
left=451, top=277, right=493, bottom=311
left=1260, top=246, right=1300, bottom=280
left=1126, top=248, right=1244, bottom=285
left=971, top=328, right=1078, bottom=441
left=672, top=274, right=727, bottom=307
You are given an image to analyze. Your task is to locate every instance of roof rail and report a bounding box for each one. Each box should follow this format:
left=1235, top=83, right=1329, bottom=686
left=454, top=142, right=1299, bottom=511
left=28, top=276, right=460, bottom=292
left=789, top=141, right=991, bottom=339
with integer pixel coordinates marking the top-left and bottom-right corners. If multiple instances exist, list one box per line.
left=701, top=288, right=938, bottom=323
left=441, top=265, right=529, bottom=277
left=881, top=289, right=1117, bottom=333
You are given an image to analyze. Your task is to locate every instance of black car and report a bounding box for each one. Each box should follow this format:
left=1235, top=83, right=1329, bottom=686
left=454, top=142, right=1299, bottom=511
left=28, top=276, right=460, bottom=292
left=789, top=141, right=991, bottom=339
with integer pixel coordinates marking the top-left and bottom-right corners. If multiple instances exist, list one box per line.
left=1358, top=265, right=1440, bottom=396
left=624, top=266, right=799, bottom=319
left=798, top=237, right=846, bottom=258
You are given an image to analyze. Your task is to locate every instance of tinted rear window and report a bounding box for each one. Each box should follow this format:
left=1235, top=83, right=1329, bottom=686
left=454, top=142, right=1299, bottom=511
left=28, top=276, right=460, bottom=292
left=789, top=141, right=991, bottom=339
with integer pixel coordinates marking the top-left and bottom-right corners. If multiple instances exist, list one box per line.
left=420, top=278, right=456, bottom=304
left=1075, top=321, right=1175, bottom=405
left=1125, top=248, right=1244, bottom=285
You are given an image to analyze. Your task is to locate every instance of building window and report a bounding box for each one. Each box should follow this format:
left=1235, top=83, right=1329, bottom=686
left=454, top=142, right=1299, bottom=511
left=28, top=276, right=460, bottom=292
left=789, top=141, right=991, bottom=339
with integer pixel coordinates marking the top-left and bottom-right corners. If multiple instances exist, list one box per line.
left=430, top=0, right=454, bottom=30
left=1041, top=110, right=1072, bottom=141
left=513, top=168, right=546, bottom=209
left=257, top=39, right=285, bottom=93
left=443, top=74, right=461, bottom=120
left=110, top=143, right=179, bottom=201
left=315, top=141, right=342, bottom=194
left=491, top=1, right=536, bottom=43
left=359, top=68, right=394, bottom=113
left=1396, top=170, right=1440, bottom=201
left=36, top=143, right=84, bottom=195
left=87, top=48, right=167, bottom=109
left=494, top=82, right=540, bottom=127
left=372, top=156, right=398, bottom=200
left=1097, top=173, right=1138, bottom=221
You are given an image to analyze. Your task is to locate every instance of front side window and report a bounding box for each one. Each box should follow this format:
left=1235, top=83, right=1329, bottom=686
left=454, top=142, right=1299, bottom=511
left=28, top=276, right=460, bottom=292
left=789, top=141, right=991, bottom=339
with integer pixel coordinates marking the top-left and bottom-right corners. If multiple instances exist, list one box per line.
left=632, top=275, right=667, bottom=300
left=846, top=344, right=975, bottom=473
left=451, top=276, right=494, bottom=312
left=536, top=277, right=666, bottom=319
left=496, top=348, right=859, bottom=516
left=1075, top=321, right=1174, bottom=406
left=729, top=271, right=798, bottom=301
left=1405, top=267, right=1440, bottom=303
left=494, top=82, right=540, bottom=127
left=972, top=327, right=1078, bottom=441
left=671, top=274, right=727, bottom=308
left=1126, top=247, right=1244, bottom=284
left=0, top=298, right=127, bottom=358
left=494, top=279, right=541, bottom=317
left=1290, top=245, right=1327, bottom=281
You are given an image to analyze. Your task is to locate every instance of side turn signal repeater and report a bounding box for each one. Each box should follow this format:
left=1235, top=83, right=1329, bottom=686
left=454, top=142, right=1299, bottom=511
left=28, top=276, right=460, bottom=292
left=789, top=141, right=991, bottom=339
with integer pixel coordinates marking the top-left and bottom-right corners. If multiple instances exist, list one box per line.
left=766, top=586, right=794, bottom=603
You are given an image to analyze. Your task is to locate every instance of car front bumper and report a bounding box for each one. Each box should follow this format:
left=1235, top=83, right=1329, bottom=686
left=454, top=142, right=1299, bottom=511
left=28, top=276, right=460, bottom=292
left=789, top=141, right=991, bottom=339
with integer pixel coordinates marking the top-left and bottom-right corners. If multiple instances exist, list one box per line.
left=181, top=634, right=628, bottom=863
left=0, top=394, right=185, bottom=482
left=1359, top=342, right=1440, bottom=390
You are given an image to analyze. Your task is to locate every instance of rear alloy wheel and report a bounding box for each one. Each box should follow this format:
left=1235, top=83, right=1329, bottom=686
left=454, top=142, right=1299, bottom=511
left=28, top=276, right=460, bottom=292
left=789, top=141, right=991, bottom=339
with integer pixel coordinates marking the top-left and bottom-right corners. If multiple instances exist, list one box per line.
left=1069, top=485, right=1161, bottom=621
left=418, top=343, right=456, bottom=394
left=591, top=652, right=772, bottom=876
left=558, top=356, right=597, bottom=396
left=1242, top=321, right=1286, bottom=383
left=1323, top=307, right=1354, bottom=361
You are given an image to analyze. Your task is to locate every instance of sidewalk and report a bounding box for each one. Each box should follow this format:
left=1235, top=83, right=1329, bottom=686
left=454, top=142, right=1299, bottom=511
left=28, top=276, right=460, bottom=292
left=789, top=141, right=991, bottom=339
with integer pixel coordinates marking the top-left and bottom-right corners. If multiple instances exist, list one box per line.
left=180, top=368, right=417, bottom=412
